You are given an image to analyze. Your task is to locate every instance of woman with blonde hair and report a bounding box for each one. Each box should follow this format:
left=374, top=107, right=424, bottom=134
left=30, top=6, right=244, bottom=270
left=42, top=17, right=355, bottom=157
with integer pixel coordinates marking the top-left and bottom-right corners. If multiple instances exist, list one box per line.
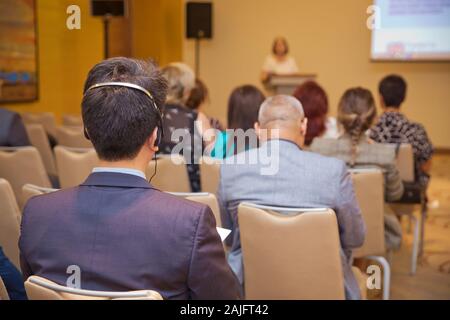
left=311, top=87, right=404, bottom=250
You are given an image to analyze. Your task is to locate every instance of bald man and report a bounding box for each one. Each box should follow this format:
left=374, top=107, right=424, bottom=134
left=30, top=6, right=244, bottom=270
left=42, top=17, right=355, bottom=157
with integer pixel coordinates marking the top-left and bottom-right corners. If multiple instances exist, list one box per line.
left=218, top=95, right=366, bottom=300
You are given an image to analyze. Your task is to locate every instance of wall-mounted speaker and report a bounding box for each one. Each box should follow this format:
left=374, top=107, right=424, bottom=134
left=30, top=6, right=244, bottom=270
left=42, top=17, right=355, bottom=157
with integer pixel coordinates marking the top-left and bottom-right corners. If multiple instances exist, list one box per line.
left=91, top=0, right=127, bottom=17
left=186, top=2, right=213, bottom=39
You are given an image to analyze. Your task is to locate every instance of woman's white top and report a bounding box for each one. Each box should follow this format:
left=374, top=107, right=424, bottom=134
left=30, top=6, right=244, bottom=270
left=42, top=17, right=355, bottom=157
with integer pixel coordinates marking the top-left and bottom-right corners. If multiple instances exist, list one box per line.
left=262, top=55, right=299, bottom=75
left=323, top=117, right=340, bottom=139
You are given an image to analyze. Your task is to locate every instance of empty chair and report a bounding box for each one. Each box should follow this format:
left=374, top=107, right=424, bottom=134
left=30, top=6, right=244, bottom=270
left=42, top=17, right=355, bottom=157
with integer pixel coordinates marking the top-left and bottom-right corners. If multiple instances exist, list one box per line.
left=22, top=112, right=57, bottom=138
left=55, top=126, right=92, bottom=148
left=25, top=276, right=163, bottom=300
left=200, top=156, right=221, bottom=194
left=22, top=184, right=57, bottom=206
left=396, top=144, right=415, bottom=183
left=0, top=276, right=9, bottom=300
left=54, top=146, right=98, bottom=188
left=0, top=147, right=51, bottom=208
left=238, top=203, right=345, bottom=299
left=0, top=179, right=21, bottom=270
left=146, top=154, right=191, bottom=192
left=350, top=169, right=391, bottom=300
left=25, top=124, right=57, bottom=176
left=168, top=192, right=222, bottom=228
left=62, top=114, right=83, bottom=127
left=391, top=143, right=426, bottom=275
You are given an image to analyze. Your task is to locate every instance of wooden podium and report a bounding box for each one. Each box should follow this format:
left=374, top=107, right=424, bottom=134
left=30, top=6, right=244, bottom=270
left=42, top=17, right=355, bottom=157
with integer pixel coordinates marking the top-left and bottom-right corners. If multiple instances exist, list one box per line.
left=265, top=73, right=317, bottom=95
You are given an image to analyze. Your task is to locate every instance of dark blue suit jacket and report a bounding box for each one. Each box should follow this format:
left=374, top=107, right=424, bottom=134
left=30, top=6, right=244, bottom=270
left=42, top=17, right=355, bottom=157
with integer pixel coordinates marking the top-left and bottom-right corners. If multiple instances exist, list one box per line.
left=19, top=172, right=240, bottom=299
left=0, top=109, right=30, bottom=147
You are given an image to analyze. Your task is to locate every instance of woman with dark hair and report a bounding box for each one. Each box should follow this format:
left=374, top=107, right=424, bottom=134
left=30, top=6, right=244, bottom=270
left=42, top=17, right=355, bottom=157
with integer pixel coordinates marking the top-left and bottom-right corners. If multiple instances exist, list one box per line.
left=186, top=78, right=224, bottom=131
left=293, top=81, right=338, bottom=146
left=310, top=87, right=404, bottom=250
left=211, top=85, right=265, bottom=159
left=261, top=37, right=298, bottom=83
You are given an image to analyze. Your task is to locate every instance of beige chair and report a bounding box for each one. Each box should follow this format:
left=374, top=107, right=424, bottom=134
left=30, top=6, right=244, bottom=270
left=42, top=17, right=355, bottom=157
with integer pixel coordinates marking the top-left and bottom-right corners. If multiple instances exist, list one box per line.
left=0, top=147, right=52, bottom=208
left=200, top=156, right=221, bottom=194
left=391, top=143, right=425, bottom=275
left=0, top=276, right=9, bottom=300
left=22, top=184, right=57, bottom=206
left=62, top=114, right=83, bottom=127
left=168, top=192, right=222, bottom=228
left=238, top=203, right=345, bottom=299
left=25, top=124, right=57, bottom=176
left=396, top=144, right=415, bottom=183
left=146, top=154, right=191, bottom=192
left=350, top=169, right=390, bottom=300
left=25, top=276, right=163, bottom=300
left=22, top=112, right=57, bottom=138
left=54, top=146, right=98, bottom=188
left=0, top=179, right=21, bottom=270
left=55, top=126, right=92, bottom=148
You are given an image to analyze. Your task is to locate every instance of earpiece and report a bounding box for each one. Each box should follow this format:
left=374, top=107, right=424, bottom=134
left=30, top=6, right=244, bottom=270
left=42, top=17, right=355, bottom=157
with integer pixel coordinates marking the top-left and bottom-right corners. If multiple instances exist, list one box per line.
left=84, top=81, right=164, bottom=147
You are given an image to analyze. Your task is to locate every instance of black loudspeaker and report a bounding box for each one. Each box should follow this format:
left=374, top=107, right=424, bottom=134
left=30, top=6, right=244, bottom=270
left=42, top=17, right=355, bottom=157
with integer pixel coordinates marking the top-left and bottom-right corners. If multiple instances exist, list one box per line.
left=91, top=0, right=126, bottom=17
left=186, top=2, right=212, bottom=39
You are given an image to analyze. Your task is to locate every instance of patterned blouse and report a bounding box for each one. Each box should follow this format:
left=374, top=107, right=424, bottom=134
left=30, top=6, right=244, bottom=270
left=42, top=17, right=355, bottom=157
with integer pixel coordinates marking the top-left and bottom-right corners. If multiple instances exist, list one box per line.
left=159, top=104, right=202, bottom=192
left=369, top=111, right=434, bottom=186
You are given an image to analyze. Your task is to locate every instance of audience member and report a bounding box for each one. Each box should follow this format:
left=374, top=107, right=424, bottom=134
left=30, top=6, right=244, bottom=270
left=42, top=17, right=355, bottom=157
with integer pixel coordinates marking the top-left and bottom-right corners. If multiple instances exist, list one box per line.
left=211, top=85, right=265, bottom=158
left=0, top=108, right=30, bottom=147
left=186, top=78, right=224, bottom=131
left=293, top=81, right=338, bottom=146
left=370, top=75, right=434, bottom=188
left=218, top=95, right=365, bottom=299
left=19, top=57, right=241, bottom=300
left=160, top=63, right=213, bottom=192
left=310, top=87, right=404, bottom=249
left=0, top=246, right=27, bottom=300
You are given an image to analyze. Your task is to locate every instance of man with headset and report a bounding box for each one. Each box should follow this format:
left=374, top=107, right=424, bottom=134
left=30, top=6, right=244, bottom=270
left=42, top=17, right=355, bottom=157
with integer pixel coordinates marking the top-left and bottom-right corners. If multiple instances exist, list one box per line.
left=19, top=57, right=240, bottom=300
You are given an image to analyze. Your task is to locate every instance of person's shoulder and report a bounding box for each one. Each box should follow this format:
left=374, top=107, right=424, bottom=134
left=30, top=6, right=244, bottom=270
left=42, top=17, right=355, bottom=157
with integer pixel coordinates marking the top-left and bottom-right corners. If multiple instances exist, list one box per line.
left=310, top=137, right=339, bottom=150
left=22, top=187, right=77, bottom=221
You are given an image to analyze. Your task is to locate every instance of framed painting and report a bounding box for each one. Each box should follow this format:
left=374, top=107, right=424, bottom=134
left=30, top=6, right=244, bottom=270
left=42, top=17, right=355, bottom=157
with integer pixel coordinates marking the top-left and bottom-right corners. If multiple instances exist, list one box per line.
left=0, top=0, right=38, bottom=103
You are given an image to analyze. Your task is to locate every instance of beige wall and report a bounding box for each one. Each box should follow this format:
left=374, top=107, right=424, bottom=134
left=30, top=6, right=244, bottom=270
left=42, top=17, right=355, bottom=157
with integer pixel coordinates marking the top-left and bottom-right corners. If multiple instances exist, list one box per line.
left=183, top=0, right=450, bottom=148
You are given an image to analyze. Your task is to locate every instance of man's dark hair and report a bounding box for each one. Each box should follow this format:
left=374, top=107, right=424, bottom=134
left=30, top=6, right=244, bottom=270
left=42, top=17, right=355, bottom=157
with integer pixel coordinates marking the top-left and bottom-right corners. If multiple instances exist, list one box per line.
left=378, top=74, right=407, bottom=108
left=82, top=57, right=168, bottom=161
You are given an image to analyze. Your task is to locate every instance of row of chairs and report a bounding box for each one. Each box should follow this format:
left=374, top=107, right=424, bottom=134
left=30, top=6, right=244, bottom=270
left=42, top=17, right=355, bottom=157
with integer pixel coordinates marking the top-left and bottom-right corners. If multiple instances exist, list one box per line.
left=0, top=146, right=220, bottom=206
left=0, top=169, right=385, bottom=299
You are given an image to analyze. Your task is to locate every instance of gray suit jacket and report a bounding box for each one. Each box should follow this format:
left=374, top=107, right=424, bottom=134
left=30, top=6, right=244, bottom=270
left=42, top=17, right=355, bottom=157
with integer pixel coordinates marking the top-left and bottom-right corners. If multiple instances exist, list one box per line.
left=218, top=139, right=365, bottom=299
left=20, top=172, right=241, bottom=300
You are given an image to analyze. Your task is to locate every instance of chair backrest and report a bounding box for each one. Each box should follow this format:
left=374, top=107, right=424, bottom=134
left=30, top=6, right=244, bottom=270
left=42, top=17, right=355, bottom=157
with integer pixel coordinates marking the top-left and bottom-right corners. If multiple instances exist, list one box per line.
left=25, top=124, right=57, bottom=176
left=0, top=276, right=9, bottom=300
left=54, top=146, right=98, bottom=188
left=147, top=154, right=191, bottom=192
left=22, top=184, right=58, bottom=206
left=22, top=112, right=57, bottom=138
left=396, top=144, right=415, bottom=182
left=55, top=126, right=92, bottom=148
left=169, top=192, right=221, bottom=227
left=62, top=114, right=83, bottom=127
left=0, top=147, right=52, bottom=208
left=238, top=203, right=345, bottom=299
left=25, top=276, right=163, bottom=300
left=0, top=179, right=21, bottom=270
left=200, top=156, right=221, bottom=194
left=350, top=169, right=385, bottom=257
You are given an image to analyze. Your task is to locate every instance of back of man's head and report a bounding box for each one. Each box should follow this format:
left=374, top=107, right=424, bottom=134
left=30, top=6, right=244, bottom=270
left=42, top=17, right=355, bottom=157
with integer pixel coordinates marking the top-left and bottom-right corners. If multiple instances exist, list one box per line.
left=379, top=74, right=407, bottom=109
left=82, top=57, right=167, bottom=161
left=258, top=95, right=304, bottom=130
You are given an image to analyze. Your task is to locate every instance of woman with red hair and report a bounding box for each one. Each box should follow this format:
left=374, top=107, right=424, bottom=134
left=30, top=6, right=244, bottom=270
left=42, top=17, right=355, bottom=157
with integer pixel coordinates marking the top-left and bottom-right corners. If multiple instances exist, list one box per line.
left=293, top=81, right=338, bottom=146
